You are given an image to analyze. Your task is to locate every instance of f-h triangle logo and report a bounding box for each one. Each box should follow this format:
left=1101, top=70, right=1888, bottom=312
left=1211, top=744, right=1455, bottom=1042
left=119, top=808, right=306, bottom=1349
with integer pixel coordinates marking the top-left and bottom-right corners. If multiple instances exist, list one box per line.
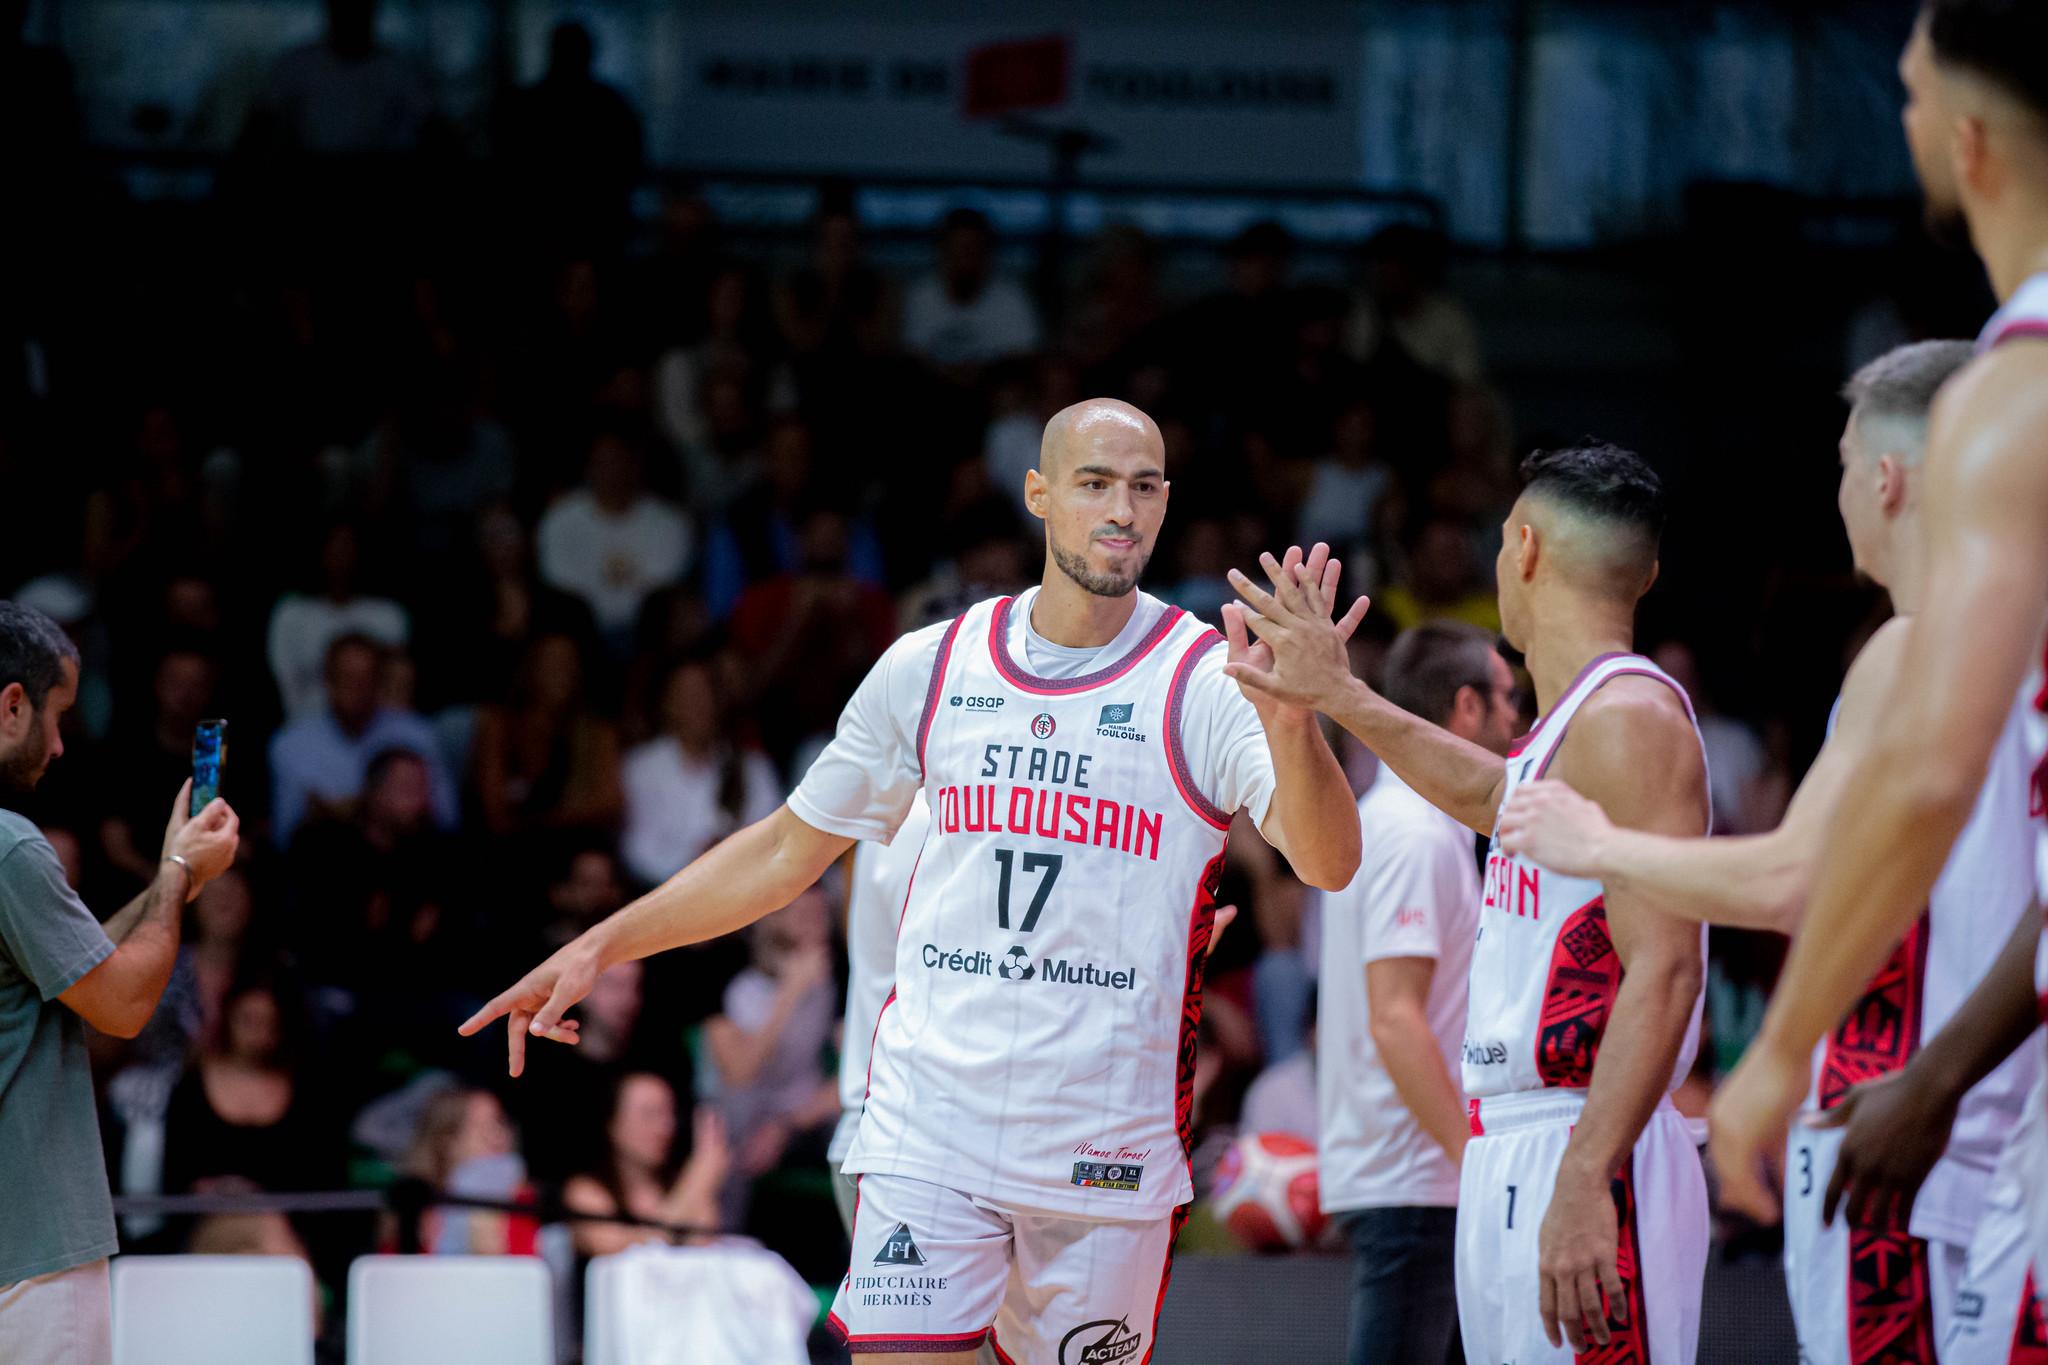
left=874, top=1222, right=927, bottom=1267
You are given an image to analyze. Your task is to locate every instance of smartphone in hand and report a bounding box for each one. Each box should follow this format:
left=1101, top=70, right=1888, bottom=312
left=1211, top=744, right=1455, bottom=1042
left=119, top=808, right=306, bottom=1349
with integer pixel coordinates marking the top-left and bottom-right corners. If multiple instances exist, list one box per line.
left=191, top=719, right=227, bottom=816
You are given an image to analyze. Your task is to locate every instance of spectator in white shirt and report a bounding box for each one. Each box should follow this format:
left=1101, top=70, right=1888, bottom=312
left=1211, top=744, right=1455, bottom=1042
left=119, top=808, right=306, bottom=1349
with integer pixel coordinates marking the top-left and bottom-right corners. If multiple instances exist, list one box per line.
left=900, top=208, right=1041, bottom=374
left=1316, top=623, right=1519, bottom=1365
left=536, top=427, right=693, bottom=646
left=619, top=658, right=782, bottom=887
left=267, top=521, right=408, bottom=719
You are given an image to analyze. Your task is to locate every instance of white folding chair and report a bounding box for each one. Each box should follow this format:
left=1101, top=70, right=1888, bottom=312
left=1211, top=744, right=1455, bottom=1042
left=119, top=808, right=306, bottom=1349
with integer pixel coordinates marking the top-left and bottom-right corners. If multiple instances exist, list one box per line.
left=346, top=1255, right=552, bottom=1365
left=111, top=1254, right=315, bottom=1365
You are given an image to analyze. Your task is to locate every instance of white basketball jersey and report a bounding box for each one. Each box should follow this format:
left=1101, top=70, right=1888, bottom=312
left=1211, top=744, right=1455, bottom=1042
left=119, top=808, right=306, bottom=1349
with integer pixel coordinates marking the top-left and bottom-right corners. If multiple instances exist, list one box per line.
left=1805, top=688, right=2042, bottom=1243
left=1978, top=273, right=2048, bottom=915
left=845, top=595, right=1232, bottom=1219
left=1463, top=653, right=1709, bottom=1099
left=829, top=794, right=925, bottom=1165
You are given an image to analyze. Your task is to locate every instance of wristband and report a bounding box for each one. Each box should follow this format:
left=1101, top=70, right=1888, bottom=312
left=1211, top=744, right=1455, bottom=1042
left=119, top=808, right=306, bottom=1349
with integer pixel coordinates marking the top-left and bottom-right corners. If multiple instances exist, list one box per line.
left=163, top=854, right=194, bottom=879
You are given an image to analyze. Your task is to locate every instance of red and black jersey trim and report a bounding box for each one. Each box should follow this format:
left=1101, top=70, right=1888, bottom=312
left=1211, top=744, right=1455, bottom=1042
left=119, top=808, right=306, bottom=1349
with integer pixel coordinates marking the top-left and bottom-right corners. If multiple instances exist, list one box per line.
left=1507, top=651, right=1633, bottom=759
left=916, top=615, right=967, bottom=779
left=986, top=595, right=1185, bottom=695
left=1818, top=915, right=1929, bottom=1110
left=828, top=1316, right=991, bottom=1354
left=1175, top=850, right=1228, bottom=1162
left=1536, top=895, right=1624, bottom=1089
left=1577, top=1164, right=1653, bottom=1364
left=1140, top=1203, right=1193, bottom=1365
left=1165, top=630, right=1230, bottom=831
left=2009, top=1266, right=2048, bottom=1363
left=1841, top=1223, right=1937, bottom=1365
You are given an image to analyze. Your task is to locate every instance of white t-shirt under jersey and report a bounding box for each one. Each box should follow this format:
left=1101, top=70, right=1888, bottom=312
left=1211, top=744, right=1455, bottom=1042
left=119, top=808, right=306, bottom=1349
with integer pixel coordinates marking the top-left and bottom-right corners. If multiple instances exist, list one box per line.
left=790, top=587, right=1277, bottom=843
left=1316, top=769, right=1477, bottom=1213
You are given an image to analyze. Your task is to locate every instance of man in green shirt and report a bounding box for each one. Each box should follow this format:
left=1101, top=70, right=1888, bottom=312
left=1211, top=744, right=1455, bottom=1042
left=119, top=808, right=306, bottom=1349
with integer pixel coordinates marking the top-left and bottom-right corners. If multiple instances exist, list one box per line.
left=0, top=604, right=239, bottom=1363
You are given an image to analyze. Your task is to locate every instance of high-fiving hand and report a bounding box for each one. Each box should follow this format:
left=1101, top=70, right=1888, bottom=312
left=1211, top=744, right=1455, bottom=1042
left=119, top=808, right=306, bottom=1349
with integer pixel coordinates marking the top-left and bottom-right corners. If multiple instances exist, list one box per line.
left=1221, top=542, right=1373, bottom=714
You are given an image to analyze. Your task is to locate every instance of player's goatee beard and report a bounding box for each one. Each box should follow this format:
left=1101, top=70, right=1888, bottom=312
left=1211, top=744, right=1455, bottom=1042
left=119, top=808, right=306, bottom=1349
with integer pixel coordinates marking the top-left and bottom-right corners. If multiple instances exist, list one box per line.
left=1052, top=539, right=1147, bottom=598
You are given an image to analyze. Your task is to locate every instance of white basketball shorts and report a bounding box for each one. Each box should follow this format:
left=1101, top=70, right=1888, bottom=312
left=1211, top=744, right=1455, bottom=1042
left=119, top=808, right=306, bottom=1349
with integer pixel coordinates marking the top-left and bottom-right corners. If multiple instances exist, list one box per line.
left=1784, top=1123, right=1967, bottom=1364
left=828, top=1172, right=1183, bottom=1364
left=1944, top=1078, right=2048, bottom=1364
left=1456, top=1089, right=1708, bottom=1365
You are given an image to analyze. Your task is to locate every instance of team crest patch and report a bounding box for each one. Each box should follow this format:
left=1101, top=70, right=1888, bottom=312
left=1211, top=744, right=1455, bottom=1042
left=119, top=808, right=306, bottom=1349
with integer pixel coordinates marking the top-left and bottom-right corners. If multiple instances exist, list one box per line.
left=1031, top=712, right=1057, bottom=739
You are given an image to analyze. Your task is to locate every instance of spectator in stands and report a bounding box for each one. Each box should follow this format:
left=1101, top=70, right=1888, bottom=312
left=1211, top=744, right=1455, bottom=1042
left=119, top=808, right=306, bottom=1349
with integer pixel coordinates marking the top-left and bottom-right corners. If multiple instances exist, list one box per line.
left=267, top=521, right=409, bottom=720
left=397, top=1087, right=538, bottom=1255
left=469, top=632, right=623, bottom=840
left=497, top=22, right=644, bottom=247
left=414, top=503, right=594, bottom=712
left=245, top=0, right=432, bottom=155
left=1375, top=515, right=1501, bottom=634
left=1064, top=224, right=1166, bottom=389
left=536, top=427, right=692, bottom=646
left=1241, top=998, right=1317, bottom=1142
left=655, top=262, right=794, bottom=463
left=96, top=640, right=218, bottom=889
left=619, top=659, right=781, bottom=887
left=1297, top=397, right=1395, bottom=577
left=697, top=416, right=884, bottom=620
left=1174, top=220, right=1295, bottom=420
left=1650, top=640, right=1771, bottom=834
left=161, top=980, right=342, bottom=1197
left=900, top=207, right=1041, bottom=374
left=705, top=890, right=840, bottom=1223
left=563, top=1072, right=729, bottom=1256
left=777, top=198, right=892, bottom=367
left=268, top=633, right=456, bottom=845
left=1346, top=224, right=1483, bottom=385
left=730, top=506, right=895, bottom=768
left=368, top=366, right=518, bottom=576
left=982, top=354, right=1081, bottom=522
left=288, top=746, right=451, bottom=990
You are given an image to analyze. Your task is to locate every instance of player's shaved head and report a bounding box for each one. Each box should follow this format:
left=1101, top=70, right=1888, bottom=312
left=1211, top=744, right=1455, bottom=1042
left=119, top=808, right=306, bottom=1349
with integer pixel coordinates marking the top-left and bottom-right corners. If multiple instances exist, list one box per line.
left=1039, top=399, right=1163, bottom=478
left=1514, top=443, right=1665, bottom=599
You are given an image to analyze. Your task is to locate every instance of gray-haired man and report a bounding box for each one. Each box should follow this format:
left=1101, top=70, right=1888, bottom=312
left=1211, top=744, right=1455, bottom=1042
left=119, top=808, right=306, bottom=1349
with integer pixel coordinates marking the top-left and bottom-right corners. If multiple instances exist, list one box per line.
left=0, top=603, right=240, bottom=1364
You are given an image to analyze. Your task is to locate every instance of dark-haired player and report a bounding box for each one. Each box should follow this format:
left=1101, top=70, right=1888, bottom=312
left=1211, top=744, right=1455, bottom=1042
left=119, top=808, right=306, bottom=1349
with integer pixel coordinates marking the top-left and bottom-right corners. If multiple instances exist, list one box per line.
left=1498, top=343, right=2041, bottom=1364
left=1227, top=444, right=1713, bottom=1364
left=1709, top=0, right=2048, bottom=1300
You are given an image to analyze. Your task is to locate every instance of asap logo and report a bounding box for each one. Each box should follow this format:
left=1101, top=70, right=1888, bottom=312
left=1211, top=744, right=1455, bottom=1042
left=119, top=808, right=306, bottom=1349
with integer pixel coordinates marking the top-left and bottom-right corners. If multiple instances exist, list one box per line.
left=950, top=694, right=1005, bottom=712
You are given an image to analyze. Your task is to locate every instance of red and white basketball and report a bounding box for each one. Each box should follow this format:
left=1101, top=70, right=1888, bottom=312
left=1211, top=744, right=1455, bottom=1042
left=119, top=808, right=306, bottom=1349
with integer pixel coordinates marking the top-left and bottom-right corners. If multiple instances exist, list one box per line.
left=1210, top=1131, right=1325, bottom=1251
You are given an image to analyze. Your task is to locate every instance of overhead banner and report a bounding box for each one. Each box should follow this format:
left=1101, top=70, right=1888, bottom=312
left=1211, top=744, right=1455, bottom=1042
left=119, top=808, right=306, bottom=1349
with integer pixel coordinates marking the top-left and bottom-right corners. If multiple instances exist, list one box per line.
left=653, top=13, right=1364, bottom=186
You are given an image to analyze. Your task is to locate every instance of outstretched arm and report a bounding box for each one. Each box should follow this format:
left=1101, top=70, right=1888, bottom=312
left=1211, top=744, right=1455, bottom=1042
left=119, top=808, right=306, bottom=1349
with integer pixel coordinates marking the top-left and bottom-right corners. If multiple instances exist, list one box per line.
left=1534, top=683, right=1711, bottom=1352
left=1496, top=618, right=1911, bottom=935
left=460, top=806, right=852, bottom=1075
left=1711, top=350, right=2048, bottom=1218
left=1226, top=554, right=1505, bottom=834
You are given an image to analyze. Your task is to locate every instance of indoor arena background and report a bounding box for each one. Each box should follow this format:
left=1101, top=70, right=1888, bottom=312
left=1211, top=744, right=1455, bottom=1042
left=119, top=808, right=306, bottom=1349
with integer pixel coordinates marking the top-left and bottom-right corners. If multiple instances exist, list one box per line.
left=1, top=0, right=1965, bottom=1359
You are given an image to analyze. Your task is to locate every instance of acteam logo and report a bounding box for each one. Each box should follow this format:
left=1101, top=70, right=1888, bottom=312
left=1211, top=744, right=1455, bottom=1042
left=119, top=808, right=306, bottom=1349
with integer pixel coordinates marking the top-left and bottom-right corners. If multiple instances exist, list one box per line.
left=1060, top=1318, right=1143, bottom=1364
left=1031, top=712, right=1057, bottom=740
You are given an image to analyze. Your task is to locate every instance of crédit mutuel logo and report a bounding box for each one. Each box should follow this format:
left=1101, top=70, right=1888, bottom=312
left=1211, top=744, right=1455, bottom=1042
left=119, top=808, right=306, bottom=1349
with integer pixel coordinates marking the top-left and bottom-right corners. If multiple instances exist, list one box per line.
left=1095, top=702, right=1147, bottom=743
left=921, top=944, right=1136, bottom=991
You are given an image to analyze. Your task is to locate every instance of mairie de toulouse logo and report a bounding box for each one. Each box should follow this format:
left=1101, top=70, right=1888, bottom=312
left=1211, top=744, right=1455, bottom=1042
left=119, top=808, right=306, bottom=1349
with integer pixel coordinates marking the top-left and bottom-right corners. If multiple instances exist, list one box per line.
left=1031, top=712, right=1057, bottom=740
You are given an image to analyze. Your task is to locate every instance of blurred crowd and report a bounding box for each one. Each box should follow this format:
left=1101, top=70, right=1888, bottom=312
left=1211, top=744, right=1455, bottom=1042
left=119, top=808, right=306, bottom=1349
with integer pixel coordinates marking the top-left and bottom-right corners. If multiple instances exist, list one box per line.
left=2, top=1, right=1808, bottom=1332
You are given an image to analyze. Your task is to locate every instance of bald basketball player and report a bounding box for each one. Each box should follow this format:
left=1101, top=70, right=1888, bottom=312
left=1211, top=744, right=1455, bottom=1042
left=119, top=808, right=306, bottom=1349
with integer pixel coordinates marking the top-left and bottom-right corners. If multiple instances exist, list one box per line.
left=1709, top=0, right=2048, bottom=1246
left=1225, top=443, right=1715, bottom=1364
left=463, top=399, right=1361, bottom=1365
